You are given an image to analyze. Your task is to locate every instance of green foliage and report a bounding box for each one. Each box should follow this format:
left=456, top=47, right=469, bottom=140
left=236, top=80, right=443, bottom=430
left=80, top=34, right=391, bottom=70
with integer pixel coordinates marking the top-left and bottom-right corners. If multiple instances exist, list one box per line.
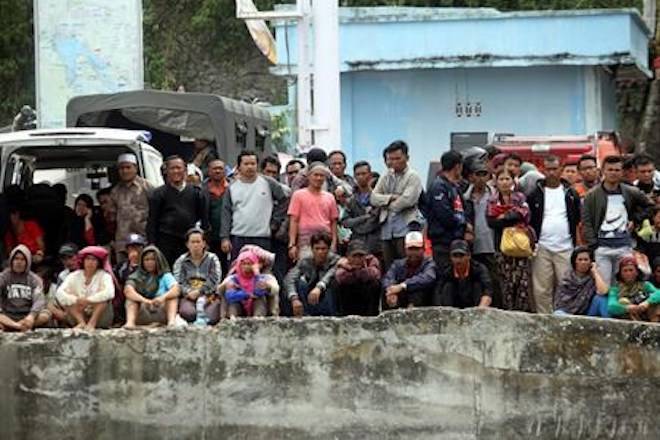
left=0, top=0, right=34, bottom=127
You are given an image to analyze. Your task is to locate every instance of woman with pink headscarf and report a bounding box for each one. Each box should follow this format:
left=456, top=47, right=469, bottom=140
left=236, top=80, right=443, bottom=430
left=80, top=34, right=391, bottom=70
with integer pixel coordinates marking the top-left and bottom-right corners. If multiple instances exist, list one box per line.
left=56, top=246, right=115, bottom=329
left=218, top=250, right=279, bottom=318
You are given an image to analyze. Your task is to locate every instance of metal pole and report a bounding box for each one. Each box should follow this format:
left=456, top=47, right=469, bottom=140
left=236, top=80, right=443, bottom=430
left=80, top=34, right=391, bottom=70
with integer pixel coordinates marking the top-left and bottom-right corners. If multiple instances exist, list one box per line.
left=311, top=0, right=341, bottom=152
left=296, top=0, right=313, bottom=149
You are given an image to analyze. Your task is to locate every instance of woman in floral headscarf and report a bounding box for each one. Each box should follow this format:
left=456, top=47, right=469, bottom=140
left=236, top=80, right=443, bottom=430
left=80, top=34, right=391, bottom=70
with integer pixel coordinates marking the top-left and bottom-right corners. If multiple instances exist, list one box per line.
left=56, top=246, right=115, bottom=330
left=218, top=250, right=279, bottom=318
left=608, top=255, right=660, bottom=321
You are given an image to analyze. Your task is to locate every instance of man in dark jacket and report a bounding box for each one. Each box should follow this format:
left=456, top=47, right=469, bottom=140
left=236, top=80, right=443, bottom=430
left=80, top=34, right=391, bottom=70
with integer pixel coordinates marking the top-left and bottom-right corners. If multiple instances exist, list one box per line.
left=424, top=150, right=468, bottom=270
left=334, top=239, right=382, bottom=316
left=433, top=240, right=492, bottom=308
left=341, top=161, right=381, bottom=257
left=582, top=155, right=653, bottom=285
left=383, top=231, right=438, bottom=309
left=147, top=155, right=209, bottom=266
left=527, top=155, right=581, bottom=313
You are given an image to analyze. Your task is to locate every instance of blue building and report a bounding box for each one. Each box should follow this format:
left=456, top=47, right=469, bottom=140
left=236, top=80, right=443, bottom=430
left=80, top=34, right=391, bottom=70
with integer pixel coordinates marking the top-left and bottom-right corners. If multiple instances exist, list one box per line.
left=271, top=7, right=651, bottom=180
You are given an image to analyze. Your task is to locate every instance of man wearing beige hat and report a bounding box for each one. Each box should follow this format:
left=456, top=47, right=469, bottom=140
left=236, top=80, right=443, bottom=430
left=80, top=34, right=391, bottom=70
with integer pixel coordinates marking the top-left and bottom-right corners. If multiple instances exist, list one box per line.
left=110, top=153, right=153, bottom=260
left=382, top=230, right=438, bottom=310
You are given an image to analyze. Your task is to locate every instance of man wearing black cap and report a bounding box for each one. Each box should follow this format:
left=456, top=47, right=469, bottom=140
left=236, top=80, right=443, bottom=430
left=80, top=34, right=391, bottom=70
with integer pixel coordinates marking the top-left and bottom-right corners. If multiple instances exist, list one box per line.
left=433, top=240, right=492, bottom=309
left=334, top=239, right=382, bottom=316
left=115, top=234, right=146, bottom=287
left=56, top=243, right=79, bottom=287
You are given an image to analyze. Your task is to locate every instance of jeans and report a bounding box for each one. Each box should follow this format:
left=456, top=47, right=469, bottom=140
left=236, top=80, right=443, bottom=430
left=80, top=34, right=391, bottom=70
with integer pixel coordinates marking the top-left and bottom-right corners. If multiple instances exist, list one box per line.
left=296, top=279, right=337, bottom=317
left=594, top=246, right=633, bottom=286
left=554, top=294, right=609, bottom=318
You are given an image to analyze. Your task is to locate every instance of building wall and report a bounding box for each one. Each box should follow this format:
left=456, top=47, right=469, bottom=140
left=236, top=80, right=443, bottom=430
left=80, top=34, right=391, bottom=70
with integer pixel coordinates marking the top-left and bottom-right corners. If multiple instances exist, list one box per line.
left=340, top=65, right=616, bottom=180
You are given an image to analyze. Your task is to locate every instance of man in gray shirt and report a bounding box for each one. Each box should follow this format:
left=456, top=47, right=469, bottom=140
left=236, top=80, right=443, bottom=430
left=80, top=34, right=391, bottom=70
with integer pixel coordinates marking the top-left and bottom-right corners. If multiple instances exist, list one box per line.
left=221, top=150, right=288, bottom=261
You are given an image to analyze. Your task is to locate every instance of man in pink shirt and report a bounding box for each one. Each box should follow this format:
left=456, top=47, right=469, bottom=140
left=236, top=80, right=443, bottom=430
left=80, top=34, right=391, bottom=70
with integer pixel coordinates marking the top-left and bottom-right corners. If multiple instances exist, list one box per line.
left=288, top=162, right=339, bottom=261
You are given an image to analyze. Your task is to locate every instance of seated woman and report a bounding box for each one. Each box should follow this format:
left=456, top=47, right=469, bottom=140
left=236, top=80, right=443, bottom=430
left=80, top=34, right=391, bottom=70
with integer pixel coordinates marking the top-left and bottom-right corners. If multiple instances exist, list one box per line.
left=218, top=250, right=279, bottom=318
left=284, top=231, right=340, bottom=317
left=174, top=228, right=222, bottom=326
left=553, top=247, right=609, bottom=317
left=123, top=246, right=180, bottom=328
left=66, top=194, right=106, bottom=249
left=0, top=245, right=50, bottom=331
left=607, top=255, right=660, bottom=322
left=55, top=246, right=115, bottom=330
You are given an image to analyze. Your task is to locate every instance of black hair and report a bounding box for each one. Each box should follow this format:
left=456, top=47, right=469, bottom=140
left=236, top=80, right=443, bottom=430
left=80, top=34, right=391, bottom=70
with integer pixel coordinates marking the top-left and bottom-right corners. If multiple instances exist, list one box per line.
left=306, top=148, right=327, bottom=164
left=623, top=155, right=636, bottom=170
left=543, top=155, right=561, bottom=166
left=260, top=155, right=281, bottom=173
left=96, top=187, right=112, bottom=202
left=603, top=155, right=624, bottom=166
left=185, top=227, right=206, bottom=242
left=570, top=246, right=593, bottom=271
left=286, top=159, right=305, bottom=170
left=74, top=193, right=94, bottom=210
left=484, top=144, right=501, bottom=159
left=328, top=150, right=347, bottom=163
left=504, top=153, right=522, bottom=165
left=577, top=154, right=597, bottom=169
left=165, top=155, right=185, bottom=167
left=635, top=154, right=654, bottom=168
left=237, top=150, right=258, bottom=167
left=370, top=172, right=380, bottom=189
left=441, top=150, right=462, bottom=171
left=384, top=140, right=409, bottom=157
left=310, top=230, right=332, bottom=247
left=353, top=160, right=371, bottom=173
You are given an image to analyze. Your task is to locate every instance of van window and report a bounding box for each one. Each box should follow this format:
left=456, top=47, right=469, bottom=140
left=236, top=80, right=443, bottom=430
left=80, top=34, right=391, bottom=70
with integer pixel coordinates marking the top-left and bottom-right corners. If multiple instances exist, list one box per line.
left=236, top=121, right=248, bottom=149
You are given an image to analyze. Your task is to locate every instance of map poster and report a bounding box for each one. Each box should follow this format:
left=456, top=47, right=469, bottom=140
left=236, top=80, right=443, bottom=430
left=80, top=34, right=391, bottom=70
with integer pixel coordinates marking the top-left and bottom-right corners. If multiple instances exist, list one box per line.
left=34, top=0, right=144, bottom=128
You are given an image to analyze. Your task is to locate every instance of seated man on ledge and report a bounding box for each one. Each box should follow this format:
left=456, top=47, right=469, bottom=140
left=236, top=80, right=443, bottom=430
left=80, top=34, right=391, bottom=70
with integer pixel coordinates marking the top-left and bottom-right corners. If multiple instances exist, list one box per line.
left=383, top=231, right=437, bottom=310
left=433, top=239, right=492, bottom=309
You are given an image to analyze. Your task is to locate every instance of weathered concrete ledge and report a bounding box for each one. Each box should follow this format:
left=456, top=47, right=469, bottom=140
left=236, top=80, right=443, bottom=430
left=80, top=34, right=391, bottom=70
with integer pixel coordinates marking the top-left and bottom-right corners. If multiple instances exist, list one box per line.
left=1, top=308, right=659, bottom=440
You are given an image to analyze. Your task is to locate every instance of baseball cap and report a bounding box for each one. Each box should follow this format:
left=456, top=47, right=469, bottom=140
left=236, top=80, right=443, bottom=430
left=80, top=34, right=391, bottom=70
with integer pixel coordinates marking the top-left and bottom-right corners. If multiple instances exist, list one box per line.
left=126, top=234, right=147, bottom=247
left=347, top=240, right=368, bottom=256
left=450, top=239, right=470, bottom=256
left=58, top=243, right=78, bottom=257
left=405, top=231, right=424, bottom=248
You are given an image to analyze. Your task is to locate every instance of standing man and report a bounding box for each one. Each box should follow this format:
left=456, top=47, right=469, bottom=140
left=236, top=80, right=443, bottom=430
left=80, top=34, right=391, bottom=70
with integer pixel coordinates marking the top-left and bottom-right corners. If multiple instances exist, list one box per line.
left=574, top=154, right=600, bottom=198
left=288, top=162, right=339, bottom=261
left=284, top=159, right=305, bottom=188
left=528, top=156, right=581, bottom=313
left=425, top=150, right=468, bottom=270
left=341, top=161, right=381, bottom=258
left=634, top=154, right=658, bottom=199
left=463, top=161, right=500, bottom=306
left=202, top=158, right=228, bottom=271
left=147, top=155, right=209, bottom=266
left=221, top=150, right=288, bottom=260
left=370, top=140, right=423, bottom=270
left=110, top=153, right=153, bottom=260
left=582, top=155, right=653, bottom=285
left=328, top=150, right=357, bottom=188
left=261, top=155, right=283, bottom=181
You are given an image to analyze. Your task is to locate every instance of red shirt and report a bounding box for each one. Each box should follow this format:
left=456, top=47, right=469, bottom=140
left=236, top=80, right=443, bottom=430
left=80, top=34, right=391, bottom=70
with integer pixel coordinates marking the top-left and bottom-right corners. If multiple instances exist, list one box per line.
left=4, top=220, right=44, bottom=256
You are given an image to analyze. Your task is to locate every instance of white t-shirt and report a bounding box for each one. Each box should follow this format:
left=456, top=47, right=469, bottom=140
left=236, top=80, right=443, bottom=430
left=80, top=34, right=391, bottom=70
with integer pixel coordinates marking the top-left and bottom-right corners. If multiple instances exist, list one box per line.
left=538, top=186, right=572, bottom=252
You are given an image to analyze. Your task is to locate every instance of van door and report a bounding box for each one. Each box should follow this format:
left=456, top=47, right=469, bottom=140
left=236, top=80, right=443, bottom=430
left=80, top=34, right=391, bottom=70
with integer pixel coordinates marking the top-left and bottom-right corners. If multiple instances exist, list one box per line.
left=139, top=143, right=164, bottom=187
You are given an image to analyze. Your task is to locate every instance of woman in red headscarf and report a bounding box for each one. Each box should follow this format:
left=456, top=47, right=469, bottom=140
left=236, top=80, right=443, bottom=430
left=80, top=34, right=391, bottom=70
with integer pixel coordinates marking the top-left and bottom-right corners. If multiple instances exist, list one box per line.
left=607, top=255, right=660, bottom=321
left=55, top=246, right=115, bottom=329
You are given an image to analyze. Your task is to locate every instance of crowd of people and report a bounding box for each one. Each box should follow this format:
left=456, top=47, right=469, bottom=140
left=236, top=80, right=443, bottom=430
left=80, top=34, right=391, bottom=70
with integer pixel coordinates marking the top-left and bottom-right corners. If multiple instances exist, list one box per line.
left=2, top=139, right=660, bottom=332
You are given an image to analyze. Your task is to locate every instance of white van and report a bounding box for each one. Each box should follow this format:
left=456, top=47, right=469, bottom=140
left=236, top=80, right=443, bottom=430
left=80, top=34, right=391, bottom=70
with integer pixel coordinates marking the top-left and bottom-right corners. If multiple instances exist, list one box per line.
left=0, top=128, right=164, bottom=204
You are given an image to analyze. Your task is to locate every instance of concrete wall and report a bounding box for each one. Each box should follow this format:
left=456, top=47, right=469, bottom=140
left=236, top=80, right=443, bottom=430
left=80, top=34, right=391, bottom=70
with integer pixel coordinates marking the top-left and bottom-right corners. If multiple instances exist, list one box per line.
left=1, top=308, right=659, bottom=439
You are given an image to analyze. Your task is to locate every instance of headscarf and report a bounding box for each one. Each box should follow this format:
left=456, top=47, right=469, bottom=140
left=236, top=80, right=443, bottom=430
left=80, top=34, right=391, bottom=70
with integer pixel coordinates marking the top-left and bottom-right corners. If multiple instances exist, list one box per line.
left=78, top=246, right=113, bottom=275
left=126, top=245, right=171, bottom=297
left=616, top=255, right=647, bottom=305
left=228, top=245, right=275, bottom=274
left=9, top=244, right=32, bottom=274
left=234, top=251, right=260, bottom=294
left=553, top=270, right=596, bottom=315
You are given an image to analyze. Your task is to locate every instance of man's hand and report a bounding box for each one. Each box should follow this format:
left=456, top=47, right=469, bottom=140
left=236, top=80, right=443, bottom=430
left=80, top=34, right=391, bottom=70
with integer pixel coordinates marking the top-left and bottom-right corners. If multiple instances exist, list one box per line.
left=628, top=304, right=642, bottom=320
left=221, top=239, right=232, bottom=255
left=291, top=297, right=304, bottom=317
left=308, top=287, right=322, bottom=305
left=386, top=293, right=398, bottom=307
left=187, top=290, right=200, bottom=301
left=19, top=316, right=35, bottom=332
left=288, top=245, right=298, bottom=262
left=386, top=284, right=404, bottom=296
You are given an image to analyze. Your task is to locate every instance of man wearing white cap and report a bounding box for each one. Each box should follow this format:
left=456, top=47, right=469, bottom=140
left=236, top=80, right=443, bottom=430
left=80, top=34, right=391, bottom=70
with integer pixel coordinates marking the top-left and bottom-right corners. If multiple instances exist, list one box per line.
left=110, top=153, right=153, bottom=259
left=382, top=230, right=438, bottom=310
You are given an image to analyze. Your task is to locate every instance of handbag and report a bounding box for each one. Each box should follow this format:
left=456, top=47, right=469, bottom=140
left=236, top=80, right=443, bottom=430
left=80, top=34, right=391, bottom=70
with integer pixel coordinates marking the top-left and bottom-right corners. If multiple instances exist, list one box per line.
left=500, top=226, right=533, bottom=258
